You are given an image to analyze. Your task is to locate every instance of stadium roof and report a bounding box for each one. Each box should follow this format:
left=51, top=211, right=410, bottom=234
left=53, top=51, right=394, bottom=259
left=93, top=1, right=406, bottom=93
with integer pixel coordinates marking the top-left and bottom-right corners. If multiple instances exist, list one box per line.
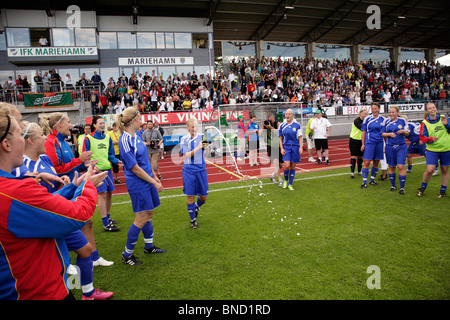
left=4, top=0, right=450, bottom=51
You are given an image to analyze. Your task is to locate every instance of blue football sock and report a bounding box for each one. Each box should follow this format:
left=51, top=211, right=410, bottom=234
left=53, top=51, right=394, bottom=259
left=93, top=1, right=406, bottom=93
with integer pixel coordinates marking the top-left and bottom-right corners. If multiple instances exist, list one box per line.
left=389, top=173, right=396, bottom=187
left=370, top=167, right=379, bottom=182
left=142, top=221, right=154, bottom=250
left=196, top=198, right=205, bottom=208
left=421, top=182, right=428, bottom=190
left=408, top=165, right=412, bottom=171
left=187, top=203, right=196, bottom=221
left=288, top=170, right=295, bottom=185
left=101, top=216, right=109, bottom=227
left=362, top=168, right=369, bottom=183
left=90, top=249, right=99, bottom=262
left=77, top=256, right=94, bottom=296
left=440, top=185, right=447, bottom=194
left=399, top=175, right=406, bottom=189
left=284, top=169, right=289, bottom=181
left=124, top=224, right=141, bottom=258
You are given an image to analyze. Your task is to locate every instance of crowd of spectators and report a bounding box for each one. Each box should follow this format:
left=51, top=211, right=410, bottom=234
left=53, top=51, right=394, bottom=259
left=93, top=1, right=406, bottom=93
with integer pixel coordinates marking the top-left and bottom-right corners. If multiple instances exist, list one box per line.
left=225, top=57, right=450, bottom=107
left=1, top=57, right=449, bottom=114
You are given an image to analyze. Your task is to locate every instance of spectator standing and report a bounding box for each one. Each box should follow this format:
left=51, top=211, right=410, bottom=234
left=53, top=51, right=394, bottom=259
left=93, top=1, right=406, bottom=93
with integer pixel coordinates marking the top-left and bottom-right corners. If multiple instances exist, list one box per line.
left=90, top=90, right=99, bottom=116
left=38, top=34, right=48, bottom=46
left=309, top=109, right=332, bottom=165
left=142, top=120, right=164, bottom=180
left=264, top=112, right=284, bottom=186
left=34, top=73, right=43, bottom=93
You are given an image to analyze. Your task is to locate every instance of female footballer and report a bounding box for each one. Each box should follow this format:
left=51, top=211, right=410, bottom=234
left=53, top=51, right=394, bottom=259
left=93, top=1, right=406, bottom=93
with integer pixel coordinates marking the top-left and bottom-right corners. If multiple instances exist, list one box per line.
left=116, top=107, right=165, bottom=266
left=349, top=108, right=368, bottom=178
left=18, top=121, right=113, bottom=300
left=42, top=112, right=113, bottom=268
left=381, top=106, right=409, bottom=195
left=278, top=108, right=303, bottom=191
left=360, top=103, right=386, bottom=189
left=180, top=117, right=209, bottom=229
left=82, top=116, right=121, bottom=232
left=417, top=103, right=450, bottom=198
left=0, top=109, right=105, bottom=300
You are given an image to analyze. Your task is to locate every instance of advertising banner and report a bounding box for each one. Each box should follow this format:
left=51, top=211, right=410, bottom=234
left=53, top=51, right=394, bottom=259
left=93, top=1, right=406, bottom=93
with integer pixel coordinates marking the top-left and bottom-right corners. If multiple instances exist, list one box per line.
left=24, top=91, right=74, bottom=108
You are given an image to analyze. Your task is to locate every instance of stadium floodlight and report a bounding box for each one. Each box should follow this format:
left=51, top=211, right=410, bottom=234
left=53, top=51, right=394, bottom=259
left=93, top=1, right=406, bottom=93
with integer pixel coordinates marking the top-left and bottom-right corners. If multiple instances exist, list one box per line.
left=285, top=6, right=295, bottom=9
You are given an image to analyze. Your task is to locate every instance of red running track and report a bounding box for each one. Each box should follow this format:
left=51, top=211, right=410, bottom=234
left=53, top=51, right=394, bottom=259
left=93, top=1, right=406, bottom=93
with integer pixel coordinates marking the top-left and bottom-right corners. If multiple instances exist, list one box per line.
left=112, top=138, right=353, bottom=196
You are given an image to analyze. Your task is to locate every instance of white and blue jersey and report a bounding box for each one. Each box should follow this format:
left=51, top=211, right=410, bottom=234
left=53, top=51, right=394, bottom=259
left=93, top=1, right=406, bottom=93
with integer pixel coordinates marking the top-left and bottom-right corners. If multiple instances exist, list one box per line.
left=12, top=154, right=89, bottom=252
left=119, top=130, right=154, bottom=192
left=180, top=133, right=208, bottom=196
left=361, top=115, right=386, bottom=144
left=12, top=154, right=61, bottom=193
left=278, top=119, right=302, bottom=146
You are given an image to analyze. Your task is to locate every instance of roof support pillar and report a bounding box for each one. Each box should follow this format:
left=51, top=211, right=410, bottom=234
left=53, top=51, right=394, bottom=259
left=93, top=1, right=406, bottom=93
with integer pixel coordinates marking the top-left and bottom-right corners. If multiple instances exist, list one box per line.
left=306, top=42, right=316, bottom=59
left=256, top=40, right=265, bottom=60
left=390, top=46, right=402, bottom=72
left=425, top=48, right=437, bottom=63
left=351, top=44, right=361, bottom=64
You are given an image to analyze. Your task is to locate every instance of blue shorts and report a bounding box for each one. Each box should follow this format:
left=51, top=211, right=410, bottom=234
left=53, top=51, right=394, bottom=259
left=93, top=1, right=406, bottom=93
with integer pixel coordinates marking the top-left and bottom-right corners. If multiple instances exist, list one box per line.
left=282, top=145, right=301, bottom=163
left=129, top=185, right=160, bottom=213
left=363, top=142, right=384, bottom=161
left=183, top=168, right=208, bottom=196
left=407, top=142, right=426, bottom=156
left=425, top=150, right=450, bottom=167
left=65, top=229, right=89, bottom=252
left=96, top=169, right=115, bottom=193
left=385, top=144, right=407, bottom=167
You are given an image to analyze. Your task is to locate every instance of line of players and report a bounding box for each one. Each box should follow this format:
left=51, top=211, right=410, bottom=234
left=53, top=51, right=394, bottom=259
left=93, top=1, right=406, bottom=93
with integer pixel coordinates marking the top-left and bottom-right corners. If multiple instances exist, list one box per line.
left=350, top=102, right=450, bottom=197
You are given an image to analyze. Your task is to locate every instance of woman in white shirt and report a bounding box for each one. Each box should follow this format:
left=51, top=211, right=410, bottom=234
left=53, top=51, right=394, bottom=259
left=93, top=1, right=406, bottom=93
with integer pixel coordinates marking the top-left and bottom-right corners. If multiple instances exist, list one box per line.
left=191, top=97, right=200, bottom=110
left=158, top=96, right=166, bottom=112
left=166, top=97, right=174, bottom=112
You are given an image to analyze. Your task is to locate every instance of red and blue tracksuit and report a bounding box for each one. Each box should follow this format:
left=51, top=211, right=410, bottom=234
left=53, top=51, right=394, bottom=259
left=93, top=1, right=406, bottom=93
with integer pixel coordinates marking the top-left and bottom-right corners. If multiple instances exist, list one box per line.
left=0, top=169, right=97, bottom=300
left=45, top=129, right=86, bottom=180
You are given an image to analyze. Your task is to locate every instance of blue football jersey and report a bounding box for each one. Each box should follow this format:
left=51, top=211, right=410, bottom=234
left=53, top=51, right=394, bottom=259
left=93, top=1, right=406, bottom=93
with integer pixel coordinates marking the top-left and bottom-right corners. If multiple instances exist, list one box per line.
left=180, top=133, right=206, bottom=172
left=119, top=130, right=154, bottom=192
left=384, top=118, right=408, bottom=146
left=361, top=115, right=386, bottom=144
left=12, top=154, right=61, bottom=193
left=278, top=120, right=302, bottom=146
left=407, top=122, right=421, bottom=145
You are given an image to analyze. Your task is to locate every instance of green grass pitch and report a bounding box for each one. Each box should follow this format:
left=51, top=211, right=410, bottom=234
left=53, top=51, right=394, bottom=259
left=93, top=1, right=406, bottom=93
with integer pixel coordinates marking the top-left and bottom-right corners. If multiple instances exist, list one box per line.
left=70, top=160, right=449, bottom=300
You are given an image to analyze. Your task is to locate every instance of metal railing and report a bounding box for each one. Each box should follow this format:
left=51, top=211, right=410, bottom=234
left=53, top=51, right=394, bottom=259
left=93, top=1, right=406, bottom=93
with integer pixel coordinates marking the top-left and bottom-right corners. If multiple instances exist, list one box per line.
left=0, top=83, right=103, bottom=104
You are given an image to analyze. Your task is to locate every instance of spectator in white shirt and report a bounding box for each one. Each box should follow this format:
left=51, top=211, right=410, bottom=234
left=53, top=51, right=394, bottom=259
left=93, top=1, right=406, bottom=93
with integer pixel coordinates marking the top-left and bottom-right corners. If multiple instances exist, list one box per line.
left=309, top=109, right=332, bottom=165
left=39, top=35, right=48, bottom=46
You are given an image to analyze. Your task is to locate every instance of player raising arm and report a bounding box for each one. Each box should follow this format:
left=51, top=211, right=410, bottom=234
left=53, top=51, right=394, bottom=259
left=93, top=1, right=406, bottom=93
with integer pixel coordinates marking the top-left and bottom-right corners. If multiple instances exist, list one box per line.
left=417, top=103, right=450, bottom=198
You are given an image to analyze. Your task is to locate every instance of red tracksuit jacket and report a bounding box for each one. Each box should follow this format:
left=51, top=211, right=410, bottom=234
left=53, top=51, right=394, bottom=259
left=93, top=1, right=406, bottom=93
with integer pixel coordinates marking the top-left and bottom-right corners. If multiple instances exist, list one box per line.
left=0, top=170, right=97, bottom=300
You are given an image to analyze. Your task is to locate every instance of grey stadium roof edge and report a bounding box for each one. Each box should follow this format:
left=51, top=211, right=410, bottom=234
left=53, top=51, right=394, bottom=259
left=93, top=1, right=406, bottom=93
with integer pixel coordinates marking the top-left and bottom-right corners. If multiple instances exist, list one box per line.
left=2, top=0, right=450, bottom=55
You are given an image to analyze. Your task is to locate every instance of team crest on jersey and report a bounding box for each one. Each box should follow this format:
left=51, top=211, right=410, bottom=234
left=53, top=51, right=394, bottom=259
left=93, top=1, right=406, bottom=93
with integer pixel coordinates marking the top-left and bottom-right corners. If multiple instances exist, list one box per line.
left=293, top=128, right=296, bottom=132
left=51, top=167, right=57, bottom=174
left=398, top=125, right=402, bottom=129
